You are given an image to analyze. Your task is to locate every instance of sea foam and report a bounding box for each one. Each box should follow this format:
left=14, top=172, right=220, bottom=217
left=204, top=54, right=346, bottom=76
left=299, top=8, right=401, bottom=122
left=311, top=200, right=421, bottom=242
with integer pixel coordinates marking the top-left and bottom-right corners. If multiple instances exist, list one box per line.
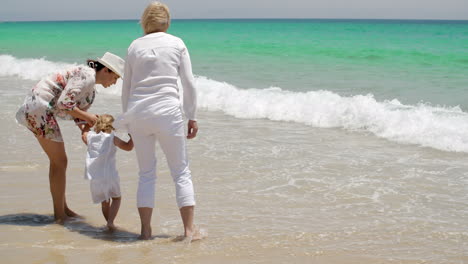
left=196, top=76, right=468, bottom=153
left=0, top=55, right=76, bottom=80
left=3, top=55, right=467, bottom=153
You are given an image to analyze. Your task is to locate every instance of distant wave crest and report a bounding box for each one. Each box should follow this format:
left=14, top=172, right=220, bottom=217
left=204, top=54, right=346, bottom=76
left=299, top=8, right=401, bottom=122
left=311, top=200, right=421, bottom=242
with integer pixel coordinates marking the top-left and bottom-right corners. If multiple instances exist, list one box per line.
left=197, top=77, right=468, bottom=153
left=0, top=54, right=76, bottom=80
left=3, top=54, right=467, bottom=153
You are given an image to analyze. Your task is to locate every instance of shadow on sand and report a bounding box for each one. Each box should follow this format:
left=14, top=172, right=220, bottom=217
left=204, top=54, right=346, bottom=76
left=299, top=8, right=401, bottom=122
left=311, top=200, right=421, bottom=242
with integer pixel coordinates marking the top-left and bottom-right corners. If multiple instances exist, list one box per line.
left=0, top=213, right=172, bottom=243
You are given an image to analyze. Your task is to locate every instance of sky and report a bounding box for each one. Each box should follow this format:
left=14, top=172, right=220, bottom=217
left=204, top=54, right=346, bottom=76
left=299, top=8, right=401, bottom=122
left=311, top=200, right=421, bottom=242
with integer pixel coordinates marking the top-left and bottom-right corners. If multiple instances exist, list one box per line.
left=1, top=0, right=467, bottom=21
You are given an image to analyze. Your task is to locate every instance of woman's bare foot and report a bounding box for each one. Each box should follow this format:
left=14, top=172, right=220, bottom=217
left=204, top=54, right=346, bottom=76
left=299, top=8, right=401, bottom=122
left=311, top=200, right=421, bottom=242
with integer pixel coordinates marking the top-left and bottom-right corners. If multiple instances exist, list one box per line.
left=54, top=214, right=69, bottom=225
left=174, top=226, right=206, bottom=243
left=190, top=227, right=205, bottom=241
left=138, top=226, right=152, bottom=240
left=65, top=207, right=80, bottom=218
left=107, top=223, right=117, bottom=232
left=185, top=225, right=205, bottom=241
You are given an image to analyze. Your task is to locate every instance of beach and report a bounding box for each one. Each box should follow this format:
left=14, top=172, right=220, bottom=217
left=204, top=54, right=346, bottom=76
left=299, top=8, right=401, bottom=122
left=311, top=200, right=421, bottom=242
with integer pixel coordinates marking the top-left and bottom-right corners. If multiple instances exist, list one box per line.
left=1, top=19, right=467, bottom=263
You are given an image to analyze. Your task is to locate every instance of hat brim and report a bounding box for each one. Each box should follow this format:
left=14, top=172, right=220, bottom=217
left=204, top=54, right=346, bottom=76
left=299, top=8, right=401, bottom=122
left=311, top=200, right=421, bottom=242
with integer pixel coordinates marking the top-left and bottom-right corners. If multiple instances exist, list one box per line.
left=97, top=58, right=123, bottom=77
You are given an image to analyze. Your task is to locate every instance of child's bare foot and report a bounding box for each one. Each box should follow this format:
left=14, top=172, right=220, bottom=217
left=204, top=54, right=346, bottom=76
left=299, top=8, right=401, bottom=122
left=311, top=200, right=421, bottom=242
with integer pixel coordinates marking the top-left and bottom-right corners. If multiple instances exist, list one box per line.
left=138, top=226, right=152, bottom=240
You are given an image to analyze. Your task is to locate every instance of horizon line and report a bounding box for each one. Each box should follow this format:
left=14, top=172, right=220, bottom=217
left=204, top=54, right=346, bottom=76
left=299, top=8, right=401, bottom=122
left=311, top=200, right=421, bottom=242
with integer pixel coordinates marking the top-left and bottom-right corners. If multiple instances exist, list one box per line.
left=2, top=17, right=468, bottom=23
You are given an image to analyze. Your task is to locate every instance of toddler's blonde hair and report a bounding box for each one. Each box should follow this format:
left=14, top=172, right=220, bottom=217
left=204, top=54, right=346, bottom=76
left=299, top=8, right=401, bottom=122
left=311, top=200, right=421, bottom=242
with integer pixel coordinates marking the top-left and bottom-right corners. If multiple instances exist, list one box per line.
left=94, top=114, right=115, bottom=133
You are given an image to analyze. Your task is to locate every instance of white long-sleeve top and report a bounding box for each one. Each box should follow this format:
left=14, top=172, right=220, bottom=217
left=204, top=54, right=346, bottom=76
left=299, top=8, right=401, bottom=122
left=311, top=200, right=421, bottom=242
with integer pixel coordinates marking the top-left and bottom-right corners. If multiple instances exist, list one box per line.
left=121, top=32, right=197, bottom=122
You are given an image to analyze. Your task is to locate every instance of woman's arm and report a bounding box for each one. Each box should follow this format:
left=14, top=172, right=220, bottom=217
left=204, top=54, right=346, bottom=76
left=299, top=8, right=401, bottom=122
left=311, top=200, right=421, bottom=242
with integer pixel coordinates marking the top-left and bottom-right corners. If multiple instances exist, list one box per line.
left=114, top=135, right=134, bottom=151
left=179, top=45, right=197, bottom=121
left=121, top=52, right=132, bottom=113
left=57, top=69, right=98, bottom=126
left=179, top=43, right=198, bottom=139
left=68, top=108, right=98, bottom=127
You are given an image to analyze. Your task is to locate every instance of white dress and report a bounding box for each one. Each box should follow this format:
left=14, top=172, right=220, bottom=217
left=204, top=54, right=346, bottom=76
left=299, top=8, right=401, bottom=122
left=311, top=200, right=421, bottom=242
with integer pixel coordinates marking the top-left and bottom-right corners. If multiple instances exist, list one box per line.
left=85, top=131, right=121, bottom=204
left=15, top=66, right=96, bottom=142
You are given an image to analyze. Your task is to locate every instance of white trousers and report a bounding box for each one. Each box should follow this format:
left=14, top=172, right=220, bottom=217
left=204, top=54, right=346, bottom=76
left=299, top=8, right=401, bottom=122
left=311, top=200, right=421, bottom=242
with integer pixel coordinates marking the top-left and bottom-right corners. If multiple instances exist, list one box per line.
left=128, top=109, right=195, bottom=209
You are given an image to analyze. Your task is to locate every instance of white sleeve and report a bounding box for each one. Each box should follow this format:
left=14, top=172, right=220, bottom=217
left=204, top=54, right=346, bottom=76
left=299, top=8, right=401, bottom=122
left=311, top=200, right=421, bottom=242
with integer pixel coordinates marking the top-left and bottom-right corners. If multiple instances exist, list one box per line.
left=121, top=51, right=132, bottom=113
left=179, top=44, right=197, bottom=121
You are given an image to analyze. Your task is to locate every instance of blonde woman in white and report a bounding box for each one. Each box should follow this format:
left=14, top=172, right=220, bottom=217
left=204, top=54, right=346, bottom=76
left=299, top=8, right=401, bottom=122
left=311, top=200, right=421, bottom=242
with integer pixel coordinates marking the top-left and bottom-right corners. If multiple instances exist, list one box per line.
left=118, top=2, right=199, bottom=240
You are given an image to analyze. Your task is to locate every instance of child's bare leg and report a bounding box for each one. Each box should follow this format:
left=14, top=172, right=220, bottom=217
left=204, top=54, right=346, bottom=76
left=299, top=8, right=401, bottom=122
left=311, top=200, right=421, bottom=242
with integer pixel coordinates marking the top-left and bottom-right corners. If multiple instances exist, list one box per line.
left=101, top=200, right=110, bottom=221
left=106, top=197, right=121, bottom=231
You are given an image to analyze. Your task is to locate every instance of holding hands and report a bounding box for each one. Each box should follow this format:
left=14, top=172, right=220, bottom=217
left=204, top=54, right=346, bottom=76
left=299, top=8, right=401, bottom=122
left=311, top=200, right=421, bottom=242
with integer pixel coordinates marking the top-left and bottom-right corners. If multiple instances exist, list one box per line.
left=69, top=107, right=98, bottom=128
left=75, top=112, right=98, bottom=133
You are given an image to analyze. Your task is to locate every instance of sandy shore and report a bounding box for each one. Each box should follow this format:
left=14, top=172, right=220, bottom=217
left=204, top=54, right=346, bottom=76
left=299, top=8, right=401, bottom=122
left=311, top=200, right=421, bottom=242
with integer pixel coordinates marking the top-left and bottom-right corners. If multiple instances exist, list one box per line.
left=1, top=92, right=467, bottom=263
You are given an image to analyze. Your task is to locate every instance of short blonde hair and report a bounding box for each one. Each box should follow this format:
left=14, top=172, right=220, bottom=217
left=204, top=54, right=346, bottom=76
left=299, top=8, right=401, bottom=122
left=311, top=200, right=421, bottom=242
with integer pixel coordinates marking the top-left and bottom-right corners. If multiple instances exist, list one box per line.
left=140, top=2, right=170, bottom=35
left=94, top=114, right=115, bottom=134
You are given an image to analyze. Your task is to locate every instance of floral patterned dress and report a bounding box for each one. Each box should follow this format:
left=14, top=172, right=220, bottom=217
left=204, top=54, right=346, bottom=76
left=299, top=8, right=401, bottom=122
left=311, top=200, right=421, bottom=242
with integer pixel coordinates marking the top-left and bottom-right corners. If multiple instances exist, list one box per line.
left=16, top=66, right=96, bottom=142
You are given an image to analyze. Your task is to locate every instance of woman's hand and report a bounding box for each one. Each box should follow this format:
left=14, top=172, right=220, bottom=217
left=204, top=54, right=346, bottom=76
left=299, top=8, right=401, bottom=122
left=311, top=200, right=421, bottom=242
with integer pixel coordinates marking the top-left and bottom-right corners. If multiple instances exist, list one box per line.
left=69, top=108, right=98, bottom=127
left=84, top=112, right=98, bottom=127
left=187, top=120, right=198, bottom=139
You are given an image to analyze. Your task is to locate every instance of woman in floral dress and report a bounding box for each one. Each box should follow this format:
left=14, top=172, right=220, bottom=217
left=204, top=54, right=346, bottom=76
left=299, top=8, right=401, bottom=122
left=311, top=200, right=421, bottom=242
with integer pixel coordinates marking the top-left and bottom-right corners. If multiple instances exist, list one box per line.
left=16, top=52, right=124, bottom=224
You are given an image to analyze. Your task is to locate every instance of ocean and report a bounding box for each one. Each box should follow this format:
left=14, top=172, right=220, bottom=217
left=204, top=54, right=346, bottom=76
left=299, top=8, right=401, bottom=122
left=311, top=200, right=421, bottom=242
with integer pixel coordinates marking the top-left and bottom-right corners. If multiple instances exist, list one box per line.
left=0, top=19, right=467, bottom=263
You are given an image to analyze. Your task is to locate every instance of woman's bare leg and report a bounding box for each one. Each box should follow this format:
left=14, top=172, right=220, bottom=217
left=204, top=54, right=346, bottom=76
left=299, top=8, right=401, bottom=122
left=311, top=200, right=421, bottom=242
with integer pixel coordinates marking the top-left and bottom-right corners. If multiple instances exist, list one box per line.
left=138, top=207, right=153, bottom=240
left=36, top=136, right=70, bottom=224
left=180, top=206, right=199, bottom=238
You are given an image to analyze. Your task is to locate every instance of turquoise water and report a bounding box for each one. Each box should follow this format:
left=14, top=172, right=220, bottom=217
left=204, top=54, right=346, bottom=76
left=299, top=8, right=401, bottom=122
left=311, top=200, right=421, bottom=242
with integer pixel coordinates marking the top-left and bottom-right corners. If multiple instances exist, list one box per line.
left=1, top=19, right=468, bottom=153
left=2, top=20, right=468, bottom=263
left=1, top=19, right=467, bottom=108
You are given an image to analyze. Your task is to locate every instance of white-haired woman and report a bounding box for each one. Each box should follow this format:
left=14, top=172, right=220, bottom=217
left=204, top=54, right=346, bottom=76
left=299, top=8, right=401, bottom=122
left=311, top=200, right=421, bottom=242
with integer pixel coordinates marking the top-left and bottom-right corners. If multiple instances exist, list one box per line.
left=16, top=52, right=124, bottom=224
left=119, top=2, right=199, bottom=240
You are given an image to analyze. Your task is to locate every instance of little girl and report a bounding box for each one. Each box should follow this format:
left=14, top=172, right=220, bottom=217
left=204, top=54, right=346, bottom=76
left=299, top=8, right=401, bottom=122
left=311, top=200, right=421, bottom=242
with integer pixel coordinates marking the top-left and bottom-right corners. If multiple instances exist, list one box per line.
left=82, top=114, right=133, bottom=231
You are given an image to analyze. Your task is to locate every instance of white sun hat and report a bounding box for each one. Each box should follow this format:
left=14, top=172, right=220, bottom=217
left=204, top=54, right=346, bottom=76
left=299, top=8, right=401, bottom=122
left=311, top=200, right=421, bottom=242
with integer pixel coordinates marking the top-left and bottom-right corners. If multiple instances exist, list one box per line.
left=97, top=52, right=125, bottom=77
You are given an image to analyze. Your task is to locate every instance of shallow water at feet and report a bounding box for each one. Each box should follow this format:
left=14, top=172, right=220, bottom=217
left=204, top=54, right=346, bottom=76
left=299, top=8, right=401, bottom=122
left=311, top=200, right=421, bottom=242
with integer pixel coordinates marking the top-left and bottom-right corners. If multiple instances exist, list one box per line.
left=1, top=92, right=467, bottom=263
